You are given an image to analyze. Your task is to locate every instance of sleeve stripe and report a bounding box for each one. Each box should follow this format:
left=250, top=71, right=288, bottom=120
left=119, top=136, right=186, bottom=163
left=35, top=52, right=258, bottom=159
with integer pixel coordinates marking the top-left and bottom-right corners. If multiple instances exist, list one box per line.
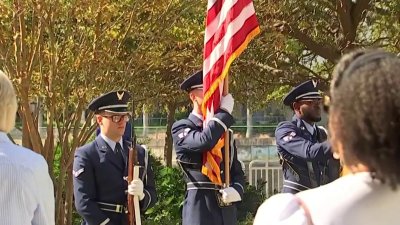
left=100, top=218, right=110, bottom=225
left=234, top=182, right=244, bottom=192
left=211, top=117, right=227, bottom=131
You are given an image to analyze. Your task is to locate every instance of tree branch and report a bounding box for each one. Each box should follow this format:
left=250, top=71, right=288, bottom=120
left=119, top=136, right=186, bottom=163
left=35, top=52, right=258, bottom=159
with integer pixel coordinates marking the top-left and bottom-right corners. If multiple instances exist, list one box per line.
left=281, top=52, right=320, bottom=78
left=336, top=0, right=353, bottom=41
left=336, top=0, right=371, bottom=49
left=274, top=21, right=341, bottom=62
left=351, top=0, right=371, bottom=28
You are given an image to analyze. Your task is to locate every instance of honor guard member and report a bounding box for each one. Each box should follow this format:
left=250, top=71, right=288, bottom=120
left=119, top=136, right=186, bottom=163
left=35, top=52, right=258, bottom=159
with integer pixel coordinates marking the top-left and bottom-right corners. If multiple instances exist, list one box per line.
left=172, top=71, right=245, bottom=225
left=255, top=49, right=400, bottom=225
left=276, top=80, right=339, bottom=194
left=73, top=91, right=157, bottom=225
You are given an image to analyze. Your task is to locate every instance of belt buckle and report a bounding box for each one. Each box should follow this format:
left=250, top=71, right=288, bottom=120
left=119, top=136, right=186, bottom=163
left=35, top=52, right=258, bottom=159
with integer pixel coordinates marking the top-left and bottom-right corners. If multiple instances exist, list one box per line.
left=115, top=205, right=122, bottom=213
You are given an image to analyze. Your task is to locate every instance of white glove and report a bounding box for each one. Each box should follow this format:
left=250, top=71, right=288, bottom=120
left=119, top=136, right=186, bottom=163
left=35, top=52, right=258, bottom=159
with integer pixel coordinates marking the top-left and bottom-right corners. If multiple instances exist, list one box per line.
left=219, top=187, right=241, bottom=204
left=128, top=179, right=145, bottom=200
left=220, top=94, right=234, bottom=114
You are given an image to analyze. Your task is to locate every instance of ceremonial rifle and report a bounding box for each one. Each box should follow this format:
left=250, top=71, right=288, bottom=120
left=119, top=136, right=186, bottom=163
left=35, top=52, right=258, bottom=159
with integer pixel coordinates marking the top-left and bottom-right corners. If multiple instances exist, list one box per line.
left=127, top=96, right=141, bottom=225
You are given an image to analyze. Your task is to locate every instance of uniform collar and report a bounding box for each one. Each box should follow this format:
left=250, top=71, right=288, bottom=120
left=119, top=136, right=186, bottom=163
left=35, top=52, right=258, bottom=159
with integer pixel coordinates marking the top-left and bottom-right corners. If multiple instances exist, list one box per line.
left=191, top=111, right=203, bottom=120
left=100, top=133, right=123, bottom=152
left=189, top=111, right=203, bottom=127
left=292, top=115, right=316, bottom=135
left=302, top=120, right=316, bottom=135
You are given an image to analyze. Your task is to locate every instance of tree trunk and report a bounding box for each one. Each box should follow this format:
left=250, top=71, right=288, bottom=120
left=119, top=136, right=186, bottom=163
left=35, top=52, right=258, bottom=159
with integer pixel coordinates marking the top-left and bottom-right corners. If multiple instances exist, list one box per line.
left=38, top=100, right=43, bottom=129
left=142, top=105, right=148, bottom=137
left=55, top=162, right=67, bottom=225
left=246, top=106, right=253, bottom=138
left=21, top=112, right=33, bottom=149
left=64, top=167, right=74, bottom=225
left=164, top=102, right=176, bottom=167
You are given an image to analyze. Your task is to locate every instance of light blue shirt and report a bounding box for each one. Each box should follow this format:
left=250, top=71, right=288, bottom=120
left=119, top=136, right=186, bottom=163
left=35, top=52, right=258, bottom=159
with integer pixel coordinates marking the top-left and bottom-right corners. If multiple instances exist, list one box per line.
left=0, top=131, right=55, bottom=225
left=100, top=133, right=123, bottom=152
left=302, top=120, right=316, bottom=135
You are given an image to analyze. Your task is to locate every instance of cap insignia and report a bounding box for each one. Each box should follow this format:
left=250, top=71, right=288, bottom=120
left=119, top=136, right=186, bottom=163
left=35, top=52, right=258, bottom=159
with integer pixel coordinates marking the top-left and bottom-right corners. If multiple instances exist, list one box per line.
left=312, top=80, right=317, bottom=88
left=117, top=91, right=124, bottom=101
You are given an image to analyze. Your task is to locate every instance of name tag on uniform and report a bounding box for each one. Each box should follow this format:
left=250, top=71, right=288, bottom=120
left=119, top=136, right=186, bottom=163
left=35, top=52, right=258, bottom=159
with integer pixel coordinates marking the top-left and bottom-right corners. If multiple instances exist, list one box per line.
left=73, top=168, right=85, bottom=177
left=178, top=128, right=191, bottom=139
left=283, top=132, right=296, bottom=142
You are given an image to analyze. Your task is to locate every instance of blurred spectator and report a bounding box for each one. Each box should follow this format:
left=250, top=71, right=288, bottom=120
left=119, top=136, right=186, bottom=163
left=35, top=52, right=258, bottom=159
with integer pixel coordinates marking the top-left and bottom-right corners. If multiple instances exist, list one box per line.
left=0, top=70, right=55, bottom=225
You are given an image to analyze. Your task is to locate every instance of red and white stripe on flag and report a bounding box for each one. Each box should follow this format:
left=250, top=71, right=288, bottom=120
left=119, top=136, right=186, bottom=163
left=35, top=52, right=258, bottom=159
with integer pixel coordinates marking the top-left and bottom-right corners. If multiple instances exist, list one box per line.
left=201, top=0, right=260, bottom=185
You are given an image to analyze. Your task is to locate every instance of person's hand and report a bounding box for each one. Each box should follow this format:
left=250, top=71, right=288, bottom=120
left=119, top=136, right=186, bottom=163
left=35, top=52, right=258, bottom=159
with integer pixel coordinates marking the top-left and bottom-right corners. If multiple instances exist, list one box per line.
left=128, top=179, right=145, bottom=200
left=220, top=94, right=234, bottom=114
left=219, top=187, right=241, bottom=203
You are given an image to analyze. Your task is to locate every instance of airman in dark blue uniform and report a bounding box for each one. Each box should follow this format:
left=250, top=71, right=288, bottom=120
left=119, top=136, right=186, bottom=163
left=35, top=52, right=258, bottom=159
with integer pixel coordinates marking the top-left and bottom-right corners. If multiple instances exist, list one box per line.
left=172, top=71, right=245, bottom=225
left=276, top=80, right=340, bottom=194
left=73, top=91, right=157, bottom=225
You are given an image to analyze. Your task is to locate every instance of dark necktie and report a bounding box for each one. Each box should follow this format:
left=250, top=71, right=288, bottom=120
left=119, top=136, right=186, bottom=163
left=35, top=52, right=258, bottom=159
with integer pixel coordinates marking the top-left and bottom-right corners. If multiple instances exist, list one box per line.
left=115, top=143, right=125, bottom=166
left=313, top=128, right=318, bottom=141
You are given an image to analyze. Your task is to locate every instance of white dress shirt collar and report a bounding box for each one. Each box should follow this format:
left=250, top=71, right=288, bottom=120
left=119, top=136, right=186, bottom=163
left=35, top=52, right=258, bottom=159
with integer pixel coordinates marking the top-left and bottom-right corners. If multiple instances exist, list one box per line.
left=100, top=133, right=123, bottom=152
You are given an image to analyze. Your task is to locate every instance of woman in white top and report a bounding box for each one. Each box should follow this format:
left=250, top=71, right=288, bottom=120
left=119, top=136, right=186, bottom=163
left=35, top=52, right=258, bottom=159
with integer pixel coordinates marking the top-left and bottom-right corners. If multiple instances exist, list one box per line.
left=254, top=49, right=400, bottom=225
left=0, top=71, right=55, bottom=225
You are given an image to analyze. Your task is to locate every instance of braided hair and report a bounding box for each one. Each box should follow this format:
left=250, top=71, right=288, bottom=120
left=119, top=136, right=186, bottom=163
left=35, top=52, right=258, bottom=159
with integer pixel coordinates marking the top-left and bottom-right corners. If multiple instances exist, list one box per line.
left=329, top=49, right=400, bottom=189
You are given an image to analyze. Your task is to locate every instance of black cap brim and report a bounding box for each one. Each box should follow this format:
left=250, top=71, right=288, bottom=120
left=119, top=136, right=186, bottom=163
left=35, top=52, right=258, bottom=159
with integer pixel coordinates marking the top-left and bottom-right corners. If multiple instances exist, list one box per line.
left=180, top=70, right=203, bottom=92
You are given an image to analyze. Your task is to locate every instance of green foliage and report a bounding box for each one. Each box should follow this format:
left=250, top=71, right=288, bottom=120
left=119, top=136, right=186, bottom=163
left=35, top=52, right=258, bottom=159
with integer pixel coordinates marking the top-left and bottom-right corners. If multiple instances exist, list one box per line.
left=53, top=145, right=61, bottom=179
left=266, top=85, right=291, bottom=102
left=51, top=144, right=81, bottom=225
left=143, top=155, right=185, bottom=225
left=72, top=210, right=81, bottom=225
left=237, top=183, right=266, bottom=224
left=174, top=106, right=190, bottom=121
left=238, top=213, right=257, bottom=225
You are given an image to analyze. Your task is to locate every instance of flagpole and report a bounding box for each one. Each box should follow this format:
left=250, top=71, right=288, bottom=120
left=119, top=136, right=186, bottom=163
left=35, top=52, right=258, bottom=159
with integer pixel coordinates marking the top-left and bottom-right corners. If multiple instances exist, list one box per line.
left=223, top=76, right=230, bottom=188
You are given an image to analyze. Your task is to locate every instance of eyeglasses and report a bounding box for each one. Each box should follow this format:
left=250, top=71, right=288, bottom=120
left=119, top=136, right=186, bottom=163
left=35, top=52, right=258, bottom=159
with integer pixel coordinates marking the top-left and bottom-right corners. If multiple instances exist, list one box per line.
left=102, top=114, right=131, bottom=123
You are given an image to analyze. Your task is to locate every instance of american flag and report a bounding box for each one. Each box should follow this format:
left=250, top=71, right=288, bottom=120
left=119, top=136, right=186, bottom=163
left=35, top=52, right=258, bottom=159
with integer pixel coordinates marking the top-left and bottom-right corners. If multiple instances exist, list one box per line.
left=201, top=0, right=260, bottom=185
